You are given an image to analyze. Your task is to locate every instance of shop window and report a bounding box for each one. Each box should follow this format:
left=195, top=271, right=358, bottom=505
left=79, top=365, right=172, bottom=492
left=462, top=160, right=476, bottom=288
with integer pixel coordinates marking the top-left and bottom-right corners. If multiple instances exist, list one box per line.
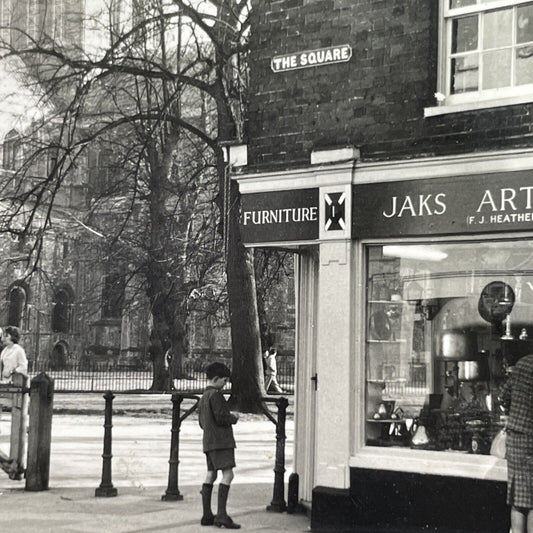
left=431, top=0, right=533, bottom=113
left=365, top=240, right=533, bottom=455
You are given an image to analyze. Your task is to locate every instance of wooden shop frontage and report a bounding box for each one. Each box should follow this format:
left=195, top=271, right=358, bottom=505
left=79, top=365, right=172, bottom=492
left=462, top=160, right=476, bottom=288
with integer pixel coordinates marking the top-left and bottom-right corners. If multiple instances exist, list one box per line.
left=234, top=149, right=533, bottom=532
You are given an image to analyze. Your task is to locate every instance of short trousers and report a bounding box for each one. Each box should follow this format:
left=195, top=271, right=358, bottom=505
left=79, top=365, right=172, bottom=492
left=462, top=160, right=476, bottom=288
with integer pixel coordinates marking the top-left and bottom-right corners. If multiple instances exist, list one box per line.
left=205, top=448, right=236, bottom=472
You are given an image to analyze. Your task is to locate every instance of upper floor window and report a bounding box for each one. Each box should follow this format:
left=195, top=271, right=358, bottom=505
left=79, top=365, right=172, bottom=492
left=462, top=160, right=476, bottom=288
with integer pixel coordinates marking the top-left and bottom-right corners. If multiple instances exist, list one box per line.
left=429, top=0, right=533, bottom=115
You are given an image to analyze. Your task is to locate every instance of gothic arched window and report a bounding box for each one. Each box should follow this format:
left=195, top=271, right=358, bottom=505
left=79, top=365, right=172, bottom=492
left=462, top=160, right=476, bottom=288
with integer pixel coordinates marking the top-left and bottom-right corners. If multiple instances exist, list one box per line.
left=2, top=129, right=21, bottom=171
left=102, top=272, right=125, bottom=318
left=52, top=287, right=74, bottom=333
left=8, top=285, right=26, bottom=328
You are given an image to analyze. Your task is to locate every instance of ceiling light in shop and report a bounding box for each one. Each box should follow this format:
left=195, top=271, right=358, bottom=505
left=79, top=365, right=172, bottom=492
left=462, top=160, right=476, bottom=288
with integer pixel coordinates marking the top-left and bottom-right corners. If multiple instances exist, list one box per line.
left=383, top=245, right=448, bottom=262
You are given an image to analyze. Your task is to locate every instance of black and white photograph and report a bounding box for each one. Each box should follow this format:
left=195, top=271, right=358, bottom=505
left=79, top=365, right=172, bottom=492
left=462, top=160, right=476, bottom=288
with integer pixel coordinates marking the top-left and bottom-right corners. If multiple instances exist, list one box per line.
left=0, top=1, right=532, bottom=532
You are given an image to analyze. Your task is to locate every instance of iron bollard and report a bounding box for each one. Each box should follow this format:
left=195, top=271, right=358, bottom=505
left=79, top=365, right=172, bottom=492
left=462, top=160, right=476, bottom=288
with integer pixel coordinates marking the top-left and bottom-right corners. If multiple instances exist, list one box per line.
left=287, top=472, right=301, bottom=514
left=95, top=391, right=118, bottom=497
left=267, top=396, right=288, bottom=512
left=25, top=373, right=53, bottom=490
left=162, top=393, right=184, bottom=501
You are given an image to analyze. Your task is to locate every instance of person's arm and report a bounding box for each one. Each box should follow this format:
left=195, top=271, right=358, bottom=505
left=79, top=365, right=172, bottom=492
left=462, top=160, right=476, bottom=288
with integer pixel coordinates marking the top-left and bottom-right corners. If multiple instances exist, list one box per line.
left=14, top=346, right=28, bottom=376
left=210, top=393, right=238, bottom=426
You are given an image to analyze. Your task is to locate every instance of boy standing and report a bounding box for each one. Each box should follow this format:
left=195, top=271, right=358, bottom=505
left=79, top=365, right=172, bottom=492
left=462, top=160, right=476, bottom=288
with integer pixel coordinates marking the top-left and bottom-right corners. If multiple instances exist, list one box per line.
left=199, top=362, right=240, bottom=529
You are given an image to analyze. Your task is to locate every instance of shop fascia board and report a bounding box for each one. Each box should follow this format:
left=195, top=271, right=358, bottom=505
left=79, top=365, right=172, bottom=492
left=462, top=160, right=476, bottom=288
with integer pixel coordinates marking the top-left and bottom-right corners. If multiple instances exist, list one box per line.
left=354, top=147, right=533, bottom=184
left=350, top=446, right=507, bottom=482
left=233, top=161, right=356, bottom=194
left=235, top=148, right=533, bottom=194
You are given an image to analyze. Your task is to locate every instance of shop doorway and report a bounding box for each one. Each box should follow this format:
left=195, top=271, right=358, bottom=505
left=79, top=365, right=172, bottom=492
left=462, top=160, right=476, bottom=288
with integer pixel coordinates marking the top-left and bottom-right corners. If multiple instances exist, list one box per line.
left=294, top=247, right=319, bottom=504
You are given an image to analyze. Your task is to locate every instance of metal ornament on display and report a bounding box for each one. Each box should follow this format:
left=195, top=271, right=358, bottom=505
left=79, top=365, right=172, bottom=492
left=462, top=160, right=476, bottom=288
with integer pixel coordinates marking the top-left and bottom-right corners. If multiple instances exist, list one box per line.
left=411, top=424, right=429, bottom=447
left=501, top=314, right=514, bottom=340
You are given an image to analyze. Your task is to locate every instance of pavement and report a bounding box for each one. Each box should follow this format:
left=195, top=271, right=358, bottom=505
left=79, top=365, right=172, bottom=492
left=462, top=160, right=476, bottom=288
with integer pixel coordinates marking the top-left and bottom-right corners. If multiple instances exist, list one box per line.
left=0, top=393, right=310, bottom=533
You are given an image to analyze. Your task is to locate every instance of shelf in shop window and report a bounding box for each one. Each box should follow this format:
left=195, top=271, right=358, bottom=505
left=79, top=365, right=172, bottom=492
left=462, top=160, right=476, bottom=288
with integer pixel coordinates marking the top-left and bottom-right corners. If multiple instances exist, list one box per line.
left=367, top=339, right=407, bottom=343
left=368, top=300, right=408, bottom=305
left=366, top=418, right=408, bottom=424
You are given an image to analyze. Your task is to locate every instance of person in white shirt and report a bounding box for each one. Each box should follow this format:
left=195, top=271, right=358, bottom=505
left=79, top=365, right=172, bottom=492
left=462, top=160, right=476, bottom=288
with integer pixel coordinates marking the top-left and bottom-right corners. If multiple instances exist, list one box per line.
left=0, top=326, right=28, bottom=384
left=263, top=347, right=283, bottom=394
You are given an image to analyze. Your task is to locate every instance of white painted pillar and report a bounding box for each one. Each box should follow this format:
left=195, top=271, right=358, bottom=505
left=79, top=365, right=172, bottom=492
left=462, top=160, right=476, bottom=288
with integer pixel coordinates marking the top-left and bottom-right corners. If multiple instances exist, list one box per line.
left=314, top=240, right=352, bottom=489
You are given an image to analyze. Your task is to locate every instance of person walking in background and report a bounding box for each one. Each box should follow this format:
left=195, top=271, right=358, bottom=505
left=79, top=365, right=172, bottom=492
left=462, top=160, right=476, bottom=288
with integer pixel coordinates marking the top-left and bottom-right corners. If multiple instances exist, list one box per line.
left=501, top=355, right=533, bottom=533
left=198, top=362, right=240, bottom=529
left=264, top=347, right=283, bottom=394
left=0, top=326, right=27, bottom=384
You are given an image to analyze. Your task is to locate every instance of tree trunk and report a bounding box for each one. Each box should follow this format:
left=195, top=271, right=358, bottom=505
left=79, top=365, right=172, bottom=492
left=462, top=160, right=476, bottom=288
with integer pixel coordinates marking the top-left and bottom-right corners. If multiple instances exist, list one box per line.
left=211, top=1, right=265, bottom=411
left=226, top=178, right=265, bottom=412
left=146, top=138, right=187, bottom=391
left=148, top=316, right=170, bottom=391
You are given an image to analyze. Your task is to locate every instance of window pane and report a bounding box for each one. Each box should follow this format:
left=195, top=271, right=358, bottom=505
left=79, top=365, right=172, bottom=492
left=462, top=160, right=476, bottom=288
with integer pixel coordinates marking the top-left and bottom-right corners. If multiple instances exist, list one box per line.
left=365, top=241, right=533, bottom=452
left=516, top=46, right=533, bottom=84
left=482, top=48, right=512, bottom=89
left=517, top=4, right=533, bottom=44
left=450, top=0, right=476, bottom=8
left=451, top=55, right=479, bottom=93
left=484, top=9, right=512, bottom=49
left=452, top=16, right=478, bottom=53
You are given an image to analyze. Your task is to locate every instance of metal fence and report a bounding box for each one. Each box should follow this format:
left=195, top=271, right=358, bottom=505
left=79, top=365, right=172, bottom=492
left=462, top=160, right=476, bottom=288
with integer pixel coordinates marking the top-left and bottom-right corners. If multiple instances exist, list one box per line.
left=27, top=360, right=295, bottom=393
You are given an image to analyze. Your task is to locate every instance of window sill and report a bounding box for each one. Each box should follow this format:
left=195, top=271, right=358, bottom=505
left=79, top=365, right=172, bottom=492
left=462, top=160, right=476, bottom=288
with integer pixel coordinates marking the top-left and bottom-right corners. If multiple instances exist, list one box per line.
left=350, top=446, right=507, bottom=482
left=425, top=93, right=533, bottom=117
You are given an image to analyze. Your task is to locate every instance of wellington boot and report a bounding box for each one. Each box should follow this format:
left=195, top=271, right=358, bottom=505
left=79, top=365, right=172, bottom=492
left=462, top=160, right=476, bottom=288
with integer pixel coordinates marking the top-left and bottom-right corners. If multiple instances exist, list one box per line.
left=215, top=484, right=241, bottom=529
left=200, top=483, right=214, bottom=526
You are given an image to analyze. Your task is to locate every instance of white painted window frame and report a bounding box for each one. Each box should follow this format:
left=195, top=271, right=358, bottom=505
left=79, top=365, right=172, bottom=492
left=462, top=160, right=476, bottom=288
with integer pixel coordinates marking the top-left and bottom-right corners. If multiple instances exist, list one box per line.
left=353, top=232, right=523, bottom=481
left=425, top=0, right=533, bottom=116
left=350, top=149, right=533, bottom=481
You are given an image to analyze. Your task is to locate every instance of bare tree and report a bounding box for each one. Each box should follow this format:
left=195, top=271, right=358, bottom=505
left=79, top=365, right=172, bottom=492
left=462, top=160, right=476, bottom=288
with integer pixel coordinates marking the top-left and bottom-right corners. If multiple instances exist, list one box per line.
left=0, top=0, right=266, bottom=409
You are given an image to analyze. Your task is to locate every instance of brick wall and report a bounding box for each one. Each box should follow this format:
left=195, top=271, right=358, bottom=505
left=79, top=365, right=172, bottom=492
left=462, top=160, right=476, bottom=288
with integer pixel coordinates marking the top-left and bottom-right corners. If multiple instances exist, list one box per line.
left=248, top=0, right=533, bottom=171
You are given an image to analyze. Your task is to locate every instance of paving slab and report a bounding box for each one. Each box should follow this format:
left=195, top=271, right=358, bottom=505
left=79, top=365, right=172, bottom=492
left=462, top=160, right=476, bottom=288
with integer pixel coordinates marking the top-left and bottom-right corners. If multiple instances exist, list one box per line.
left=0, top=413, right=309, bottom=533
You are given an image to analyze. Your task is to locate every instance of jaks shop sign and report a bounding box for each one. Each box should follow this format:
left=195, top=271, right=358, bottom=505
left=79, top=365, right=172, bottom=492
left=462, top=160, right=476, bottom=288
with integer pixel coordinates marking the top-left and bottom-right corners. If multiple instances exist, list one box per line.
left=271, top=45, right=352, bottom=72
left=353, top=170, right=533, bottom=238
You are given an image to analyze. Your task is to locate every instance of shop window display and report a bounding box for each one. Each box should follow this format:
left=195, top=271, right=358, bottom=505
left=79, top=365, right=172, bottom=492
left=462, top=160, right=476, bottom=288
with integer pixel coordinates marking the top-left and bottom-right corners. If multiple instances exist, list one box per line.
left=365, top=240, right=533, bottom=454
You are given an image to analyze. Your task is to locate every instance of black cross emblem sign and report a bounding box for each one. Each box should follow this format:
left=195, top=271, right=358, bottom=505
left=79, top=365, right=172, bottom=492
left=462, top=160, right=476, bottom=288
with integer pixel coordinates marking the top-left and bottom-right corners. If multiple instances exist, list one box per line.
left=324, top=192, right=346, bottom=231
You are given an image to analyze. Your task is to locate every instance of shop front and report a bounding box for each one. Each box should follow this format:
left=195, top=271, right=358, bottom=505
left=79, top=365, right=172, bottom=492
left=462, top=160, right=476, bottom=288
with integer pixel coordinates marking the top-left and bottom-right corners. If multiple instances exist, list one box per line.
left=235, top=149, right=533, bottom=532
